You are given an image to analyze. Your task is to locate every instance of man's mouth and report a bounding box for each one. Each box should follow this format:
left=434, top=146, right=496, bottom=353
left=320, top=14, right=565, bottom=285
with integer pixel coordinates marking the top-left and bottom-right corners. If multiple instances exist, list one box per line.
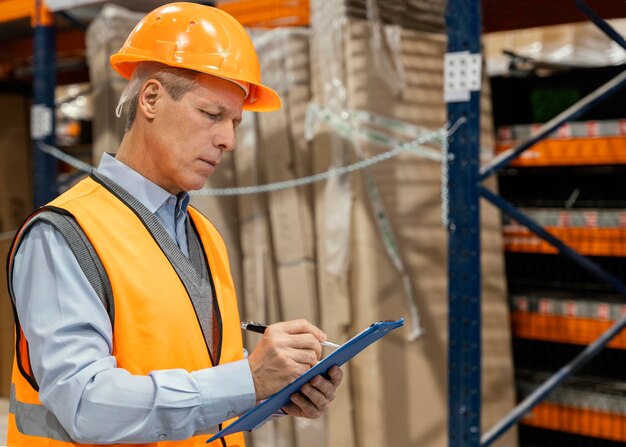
left=201, top=158, right=218, bottom=167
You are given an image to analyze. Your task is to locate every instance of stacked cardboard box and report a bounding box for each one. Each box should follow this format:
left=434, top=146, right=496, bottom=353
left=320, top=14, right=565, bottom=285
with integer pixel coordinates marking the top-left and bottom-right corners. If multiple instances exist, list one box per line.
left=0, top=94, right=32, bottom=233
left=0, top=93, right=30, bottom=397
left=233, top=28, right=323, bottom=447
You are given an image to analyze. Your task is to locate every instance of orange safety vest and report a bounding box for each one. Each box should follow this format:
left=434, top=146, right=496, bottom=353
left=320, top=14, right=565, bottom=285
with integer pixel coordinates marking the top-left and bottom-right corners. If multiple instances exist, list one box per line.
left=6, top=174, right=246, bottom=447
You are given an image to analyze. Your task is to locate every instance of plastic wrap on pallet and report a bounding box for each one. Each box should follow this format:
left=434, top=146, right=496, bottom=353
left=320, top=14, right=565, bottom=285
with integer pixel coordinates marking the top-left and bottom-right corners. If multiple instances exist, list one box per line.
left=484, top=18, right=626, bottom=76
left=85, top=4, right=143, bottom=86
left=85, top=4, right=143, bottom=162
left=345, top=0, right=445, bottom=33
left=310, top=0, right=353, bottom=280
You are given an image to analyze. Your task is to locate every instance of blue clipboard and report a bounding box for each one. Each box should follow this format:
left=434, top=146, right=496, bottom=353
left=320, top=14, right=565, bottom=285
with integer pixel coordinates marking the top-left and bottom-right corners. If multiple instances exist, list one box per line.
left=206, top=318, right=404, bottom=443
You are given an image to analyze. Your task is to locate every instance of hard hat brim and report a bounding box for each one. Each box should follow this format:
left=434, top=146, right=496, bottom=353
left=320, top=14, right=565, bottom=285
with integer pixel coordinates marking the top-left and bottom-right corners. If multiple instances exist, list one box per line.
left=110, top=56, right=282, bottom=113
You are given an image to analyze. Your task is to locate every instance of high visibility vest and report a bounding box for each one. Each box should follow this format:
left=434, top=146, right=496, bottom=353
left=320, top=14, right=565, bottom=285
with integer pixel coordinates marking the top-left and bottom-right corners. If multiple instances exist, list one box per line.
left=7, top=174, right=246, bottom=447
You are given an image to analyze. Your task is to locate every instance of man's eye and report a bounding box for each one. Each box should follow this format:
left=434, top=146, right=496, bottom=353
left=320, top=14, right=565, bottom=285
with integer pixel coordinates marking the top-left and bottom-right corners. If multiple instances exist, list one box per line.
left=201, top=110, right=220, bottom=120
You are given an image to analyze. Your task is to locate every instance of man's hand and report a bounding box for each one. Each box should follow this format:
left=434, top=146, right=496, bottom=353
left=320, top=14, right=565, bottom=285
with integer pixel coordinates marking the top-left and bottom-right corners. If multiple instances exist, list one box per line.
left=247, top=319, right=327, bottom=400
left=282, top=366, right=343, bottom=419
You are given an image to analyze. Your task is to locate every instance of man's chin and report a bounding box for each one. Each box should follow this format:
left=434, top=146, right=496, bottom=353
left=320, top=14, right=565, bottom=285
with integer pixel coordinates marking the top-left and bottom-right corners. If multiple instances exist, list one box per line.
left=186, top=176, right=212, bottom=192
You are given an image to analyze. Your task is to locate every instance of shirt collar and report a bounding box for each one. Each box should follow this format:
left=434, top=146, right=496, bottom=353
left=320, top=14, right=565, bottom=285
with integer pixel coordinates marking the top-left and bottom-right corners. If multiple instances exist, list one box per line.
left=95, top=153, right=190, bottom=214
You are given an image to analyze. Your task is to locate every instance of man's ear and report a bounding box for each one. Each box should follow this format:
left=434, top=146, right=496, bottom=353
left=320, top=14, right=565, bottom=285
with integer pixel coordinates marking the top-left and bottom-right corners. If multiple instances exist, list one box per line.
left=138, top=79, right=163, bottom=120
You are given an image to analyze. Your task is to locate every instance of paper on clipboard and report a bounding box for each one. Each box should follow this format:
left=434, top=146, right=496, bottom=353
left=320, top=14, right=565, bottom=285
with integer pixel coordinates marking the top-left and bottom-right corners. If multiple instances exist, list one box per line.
left=206, top=318, right=404, bottom=443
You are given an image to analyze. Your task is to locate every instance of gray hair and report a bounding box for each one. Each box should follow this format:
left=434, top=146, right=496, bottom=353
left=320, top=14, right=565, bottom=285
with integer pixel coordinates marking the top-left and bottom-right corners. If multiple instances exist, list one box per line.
left=116, top=62, right=201, bottom=131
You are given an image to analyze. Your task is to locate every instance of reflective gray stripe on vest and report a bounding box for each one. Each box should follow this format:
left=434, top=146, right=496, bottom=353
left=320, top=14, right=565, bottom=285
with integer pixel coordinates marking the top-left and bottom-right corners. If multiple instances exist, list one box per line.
left=92, top=171, right=216, bottom=359
left=9, top=384, right=75, bottom=442
left=9, top=210, right=114, bottom=323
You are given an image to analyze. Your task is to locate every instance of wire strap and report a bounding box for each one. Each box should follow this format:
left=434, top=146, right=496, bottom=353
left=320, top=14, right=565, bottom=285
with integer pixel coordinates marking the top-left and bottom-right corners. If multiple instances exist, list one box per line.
left=37, top=107, right=457, bottom=199
left=38, top=142, right=94, bottom=173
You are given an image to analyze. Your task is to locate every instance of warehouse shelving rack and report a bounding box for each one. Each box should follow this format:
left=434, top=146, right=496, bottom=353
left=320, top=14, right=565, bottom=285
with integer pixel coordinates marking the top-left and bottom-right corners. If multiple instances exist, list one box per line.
left=446, top=1, right=626, bottom=447
left=3, top=0, right=626, bottom=446
left=0, top=0, right=58, bottom=206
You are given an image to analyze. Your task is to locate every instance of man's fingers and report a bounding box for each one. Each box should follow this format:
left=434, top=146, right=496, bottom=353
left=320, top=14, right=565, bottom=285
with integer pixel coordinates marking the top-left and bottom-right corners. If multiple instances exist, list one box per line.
left=289, top=392, right=323, bottom=419
left=300, top=383, right=330, bottom=411
left=287, top=349, right=319, bottom=369
left=276, top=333, right=322, bottom=360
left=274, top=319, right=327, bottom=342
left=281, top=402, right=302, bottom=417
left=309, top=375, right=336, bottom=399
left=262, top=330, right=323, bottom=362
left=327, top=365, right=343, bottom=386
left=294, top=336, right=323, bottom=360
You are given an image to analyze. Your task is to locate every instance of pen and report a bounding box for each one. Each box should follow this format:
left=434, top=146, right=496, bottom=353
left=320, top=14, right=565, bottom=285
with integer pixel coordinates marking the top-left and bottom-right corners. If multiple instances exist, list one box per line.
left=241, top=321, right=341, bottom=349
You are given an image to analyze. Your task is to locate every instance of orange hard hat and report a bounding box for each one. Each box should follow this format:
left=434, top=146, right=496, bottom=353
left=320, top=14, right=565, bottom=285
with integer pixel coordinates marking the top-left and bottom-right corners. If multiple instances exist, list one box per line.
left=109, top=2, right=281, bottom=112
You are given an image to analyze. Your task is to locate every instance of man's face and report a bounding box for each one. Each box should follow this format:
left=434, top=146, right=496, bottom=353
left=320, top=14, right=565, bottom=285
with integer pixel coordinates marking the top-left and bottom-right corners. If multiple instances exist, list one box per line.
left=148, top=74, right=245, bottom=194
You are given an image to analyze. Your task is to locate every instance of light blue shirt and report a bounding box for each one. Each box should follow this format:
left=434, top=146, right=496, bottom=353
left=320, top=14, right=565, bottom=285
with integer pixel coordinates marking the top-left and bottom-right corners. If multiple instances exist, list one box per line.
left=11, top=153, right=256, bottom=444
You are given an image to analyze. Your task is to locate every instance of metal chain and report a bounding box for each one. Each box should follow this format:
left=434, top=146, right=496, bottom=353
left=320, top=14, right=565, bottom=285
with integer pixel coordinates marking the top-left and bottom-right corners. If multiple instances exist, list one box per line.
left=195, top=133, right=445, bottom=196
left=38, top=128, right=449, bottom=196
left=38, top=110, right=465, bottom=208
left=38, top=142, right=95, bottom=173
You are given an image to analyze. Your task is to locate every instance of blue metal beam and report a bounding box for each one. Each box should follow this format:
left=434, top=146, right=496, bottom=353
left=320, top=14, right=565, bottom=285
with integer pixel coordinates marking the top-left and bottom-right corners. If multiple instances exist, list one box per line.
left=575, top=0, right=626, bottom=51
left=445, top=1, right=482, bottom=446
left=33, top=0, right=58, bottom=207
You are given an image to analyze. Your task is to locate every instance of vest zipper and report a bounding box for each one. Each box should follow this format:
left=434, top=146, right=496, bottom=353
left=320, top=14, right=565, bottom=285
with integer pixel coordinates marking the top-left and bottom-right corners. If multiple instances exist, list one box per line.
left=219, top=424, right=228, bottom=447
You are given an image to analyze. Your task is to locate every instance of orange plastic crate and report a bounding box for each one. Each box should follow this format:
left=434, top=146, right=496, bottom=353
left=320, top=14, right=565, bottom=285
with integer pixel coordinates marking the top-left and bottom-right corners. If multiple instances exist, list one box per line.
left=511, top=311, right=626, bottom=349
left=523, top=402, right=626, bottom=442
left=496, top=136, right=626, bottom=167
left=218, top=0, right=309, bottom=27
left=504, top=227, right=626, bottom=257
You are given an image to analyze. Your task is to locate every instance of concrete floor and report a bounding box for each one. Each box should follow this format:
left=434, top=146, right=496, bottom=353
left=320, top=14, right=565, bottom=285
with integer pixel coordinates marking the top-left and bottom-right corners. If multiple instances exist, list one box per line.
left=0, top=397, right=7, bottom=446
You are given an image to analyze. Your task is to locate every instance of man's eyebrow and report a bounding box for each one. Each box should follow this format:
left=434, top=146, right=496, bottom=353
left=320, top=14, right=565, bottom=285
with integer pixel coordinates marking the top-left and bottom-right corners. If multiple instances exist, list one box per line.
left=203, top=101, right=242, bottom=120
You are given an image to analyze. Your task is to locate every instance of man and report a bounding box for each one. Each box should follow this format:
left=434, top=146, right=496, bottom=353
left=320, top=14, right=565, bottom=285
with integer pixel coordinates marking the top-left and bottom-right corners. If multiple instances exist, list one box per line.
left=6, top=3, right=342, bottom=447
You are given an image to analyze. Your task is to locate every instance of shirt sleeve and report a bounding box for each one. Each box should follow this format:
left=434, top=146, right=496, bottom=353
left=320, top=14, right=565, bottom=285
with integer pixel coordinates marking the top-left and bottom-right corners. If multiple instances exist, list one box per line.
left=11, top=221, right=257, bottom=444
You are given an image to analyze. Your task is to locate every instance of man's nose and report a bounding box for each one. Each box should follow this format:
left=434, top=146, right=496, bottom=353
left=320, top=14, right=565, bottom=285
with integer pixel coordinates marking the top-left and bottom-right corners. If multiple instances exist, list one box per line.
left=215, top=122, right=237, bottom=152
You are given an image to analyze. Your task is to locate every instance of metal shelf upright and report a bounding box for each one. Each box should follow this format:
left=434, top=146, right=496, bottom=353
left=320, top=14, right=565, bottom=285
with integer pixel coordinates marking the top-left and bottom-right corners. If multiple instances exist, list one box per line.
left=32, top=0, right=57, bottom=206
left=445, top=1, right=626, bottom=446
left=445, top=1, right=482, bottom=446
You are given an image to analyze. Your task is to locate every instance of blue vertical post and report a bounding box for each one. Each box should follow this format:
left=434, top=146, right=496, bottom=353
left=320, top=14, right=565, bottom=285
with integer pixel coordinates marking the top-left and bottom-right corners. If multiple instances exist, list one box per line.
left=446, top=1, right=482, bottom=447
left=32, top=0, right=57, bottom=206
